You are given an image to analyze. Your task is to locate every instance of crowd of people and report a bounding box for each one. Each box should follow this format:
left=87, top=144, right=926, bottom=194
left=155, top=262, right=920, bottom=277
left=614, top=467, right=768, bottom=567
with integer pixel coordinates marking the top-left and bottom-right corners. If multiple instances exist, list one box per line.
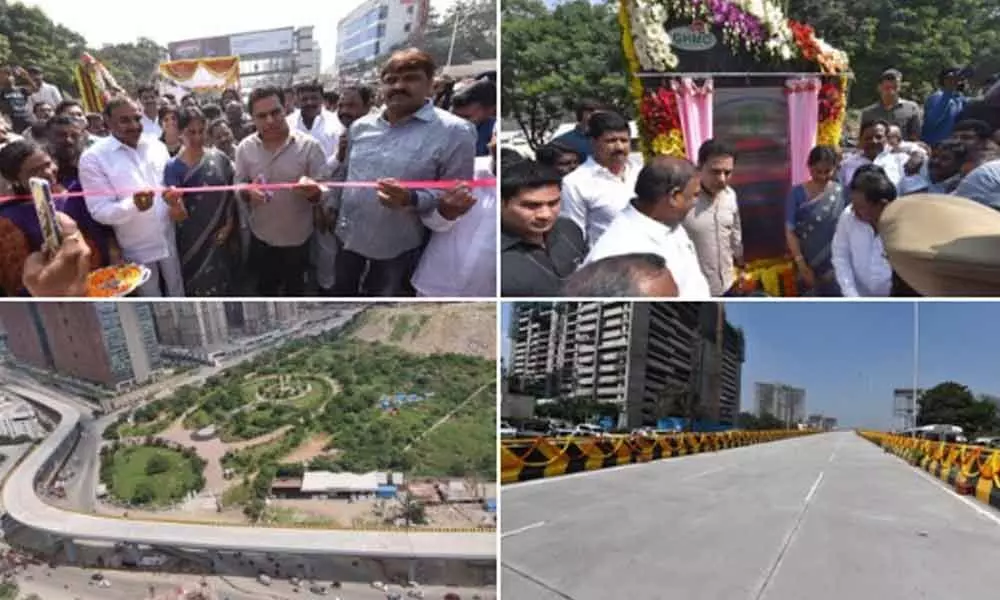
left=0, top=49, right=498, bottom=298
left=501, top=67, right=1000, bottom=297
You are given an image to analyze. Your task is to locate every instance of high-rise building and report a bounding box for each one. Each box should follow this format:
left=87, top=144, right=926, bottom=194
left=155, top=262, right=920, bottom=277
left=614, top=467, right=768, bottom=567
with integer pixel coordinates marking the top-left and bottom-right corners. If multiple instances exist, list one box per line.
left=0, top=303, right=161, bottom=388
left=0, top=304, right=53, bottom=369
left=224, top=302, right=299, bottom=335
left=153, top=303, right=229, bottom=349
left=754, top=382, right=806, bottom=425
left=335, top=0, right=431, bottom=79
left=821, top=417, right=838, bottom=431
left=507, top=303, right=746, bottom=429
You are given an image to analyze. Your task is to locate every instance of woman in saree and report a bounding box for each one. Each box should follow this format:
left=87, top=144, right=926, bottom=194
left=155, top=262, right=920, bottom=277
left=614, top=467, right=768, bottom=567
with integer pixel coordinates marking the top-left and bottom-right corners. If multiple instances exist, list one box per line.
left=785, top=145, right=844, bottom=297
left=0, top=139, right=116, bottom=296
left=163, top=106, right=238, bottom=296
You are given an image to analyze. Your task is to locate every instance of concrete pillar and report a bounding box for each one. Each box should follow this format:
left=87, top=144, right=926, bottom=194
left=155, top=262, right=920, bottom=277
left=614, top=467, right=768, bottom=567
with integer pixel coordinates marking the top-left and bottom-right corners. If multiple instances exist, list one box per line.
left=64, top=539, right=78, bottom=563
left=408, top=560, right=417, bottom=583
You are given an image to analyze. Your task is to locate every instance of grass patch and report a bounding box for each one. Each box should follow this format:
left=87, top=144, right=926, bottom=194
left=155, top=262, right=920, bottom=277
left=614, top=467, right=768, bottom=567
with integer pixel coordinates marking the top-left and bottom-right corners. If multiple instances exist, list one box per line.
left=262, top=506, right=341, bottom=528
left=221, top=481, right=253, bottom=508
left=102, top=445, right=204, bottom=507
left=406, top=390, right=496, bottom=479
left=390, top=314, right=413, bottom=341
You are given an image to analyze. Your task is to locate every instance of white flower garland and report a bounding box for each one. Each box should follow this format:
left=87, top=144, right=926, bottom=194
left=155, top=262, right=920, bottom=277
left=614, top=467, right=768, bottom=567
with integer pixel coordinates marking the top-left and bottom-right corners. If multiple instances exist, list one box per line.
left=629, top=0, right=830, bottom=71
left=631, top=0, right=678, bottom=71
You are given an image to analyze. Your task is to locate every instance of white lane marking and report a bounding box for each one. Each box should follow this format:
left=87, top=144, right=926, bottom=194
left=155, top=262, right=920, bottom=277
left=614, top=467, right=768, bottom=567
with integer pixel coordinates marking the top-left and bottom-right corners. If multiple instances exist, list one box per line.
left=911, top=466, right=1000, bottom=528
left=683, top=466, right=727, bottom=482
left=753, top=470, right=826, bottom=600
left=805, top=472, right=825, bottom=503
left=828, top=439, right=840, bottom=463
left=502, top=521, right=546, bottom=539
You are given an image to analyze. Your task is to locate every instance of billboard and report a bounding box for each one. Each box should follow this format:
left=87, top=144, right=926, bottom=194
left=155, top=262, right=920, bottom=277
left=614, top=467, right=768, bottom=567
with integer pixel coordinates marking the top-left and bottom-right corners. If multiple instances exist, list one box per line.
left=167, top=36, right=231, bottom=60
left=229, top=28, right=295, bottom=56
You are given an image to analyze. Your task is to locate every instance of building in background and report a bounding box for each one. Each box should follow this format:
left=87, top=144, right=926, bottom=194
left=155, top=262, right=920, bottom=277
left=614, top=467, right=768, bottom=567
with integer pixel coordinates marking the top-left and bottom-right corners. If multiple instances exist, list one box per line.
left=153, top=303, right=230, bottom=350
left=224, top=302, right=300, bottom=335
left=0, top=304, right=160, bottom=389
left=0, top=304, right=53, bottom=370
left=506, top=303, right=745, bottom=429
left=821, top=417, right=838, bottom=431
left=167, top=26, right=321, bottom=89
left=754, top=382, right=806, bottom=426
left=892, top=388, right=924, bottom=431
left=335, top=0, right=431, bottom=81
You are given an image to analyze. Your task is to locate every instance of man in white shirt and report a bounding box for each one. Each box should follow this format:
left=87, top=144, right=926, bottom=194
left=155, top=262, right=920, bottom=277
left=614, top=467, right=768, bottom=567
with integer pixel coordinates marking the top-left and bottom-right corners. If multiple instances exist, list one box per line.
left=286, top=80, right=345, bottom=296
left=286, top=80, right=344, bottom=163
left=560, top=110, right=641, bottom=246
left=412, top=138, right=497, bottom=297
left=136, top=84, right=162, bottom=140
left=684, top=139, right=744, bottom=296
left=79, top=97, right=186, bottom=296
left=25, top=66, right=61, bottom=116
left=584, top=156, right=710, bottom=298
left=840, top=119, right=925, bottom=192
left=831, top=164, right=896, bottom=297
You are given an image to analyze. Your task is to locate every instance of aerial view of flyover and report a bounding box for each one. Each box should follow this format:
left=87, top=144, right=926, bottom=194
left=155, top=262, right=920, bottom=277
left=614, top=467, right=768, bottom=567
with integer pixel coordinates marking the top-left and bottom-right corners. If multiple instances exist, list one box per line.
left=1, top=383, right=496, bottom=562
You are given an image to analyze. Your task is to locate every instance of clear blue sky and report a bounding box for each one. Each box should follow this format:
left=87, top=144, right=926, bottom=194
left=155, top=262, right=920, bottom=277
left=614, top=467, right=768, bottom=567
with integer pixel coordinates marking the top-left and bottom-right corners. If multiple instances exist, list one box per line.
left=502, top=302, right=1000, bottom=430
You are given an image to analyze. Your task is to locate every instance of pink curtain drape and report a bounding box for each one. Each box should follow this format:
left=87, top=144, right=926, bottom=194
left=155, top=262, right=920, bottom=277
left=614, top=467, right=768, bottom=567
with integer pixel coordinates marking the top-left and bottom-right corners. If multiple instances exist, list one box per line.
left=785, top=77, right=821, bottom=186
left=672, top=78, right=714, bottom=163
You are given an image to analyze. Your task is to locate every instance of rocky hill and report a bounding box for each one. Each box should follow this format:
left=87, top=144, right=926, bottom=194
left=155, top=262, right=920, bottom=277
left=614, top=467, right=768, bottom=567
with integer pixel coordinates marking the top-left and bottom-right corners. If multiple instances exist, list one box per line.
left=348, top=303, right=496, bottom=360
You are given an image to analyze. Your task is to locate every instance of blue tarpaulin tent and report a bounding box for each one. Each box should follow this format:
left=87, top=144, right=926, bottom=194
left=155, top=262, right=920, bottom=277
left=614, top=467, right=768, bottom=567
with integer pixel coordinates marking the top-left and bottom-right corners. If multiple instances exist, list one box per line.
left=376, top=485, right=397, bottom=499
left=484, top=498, right=497, bottom=513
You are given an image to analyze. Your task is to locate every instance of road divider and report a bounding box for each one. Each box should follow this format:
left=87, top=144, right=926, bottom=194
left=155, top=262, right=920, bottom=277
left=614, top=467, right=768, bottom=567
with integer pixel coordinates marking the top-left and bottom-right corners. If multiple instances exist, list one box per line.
left=858, top=431, right=1000, bottom=512
left=501, top=430, right=818, bottom=484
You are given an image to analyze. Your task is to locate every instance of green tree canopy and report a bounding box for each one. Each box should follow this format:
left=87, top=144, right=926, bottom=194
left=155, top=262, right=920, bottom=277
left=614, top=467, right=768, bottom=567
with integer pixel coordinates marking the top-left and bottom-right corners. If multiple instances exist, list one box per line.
left=502, top=0, right=629, bottom=148
left=0, top=3, right=166, bottom=99
left=918, top=382, right=999, bottom=436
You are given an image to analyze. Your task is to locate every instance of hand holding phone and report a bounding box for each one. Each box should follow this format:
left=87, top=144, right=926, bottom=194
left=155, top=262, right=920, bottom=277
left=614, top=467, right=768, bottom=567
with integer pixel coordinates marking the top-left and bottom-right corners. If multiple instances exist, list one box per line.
left=29, top=177, right=62, bottom=255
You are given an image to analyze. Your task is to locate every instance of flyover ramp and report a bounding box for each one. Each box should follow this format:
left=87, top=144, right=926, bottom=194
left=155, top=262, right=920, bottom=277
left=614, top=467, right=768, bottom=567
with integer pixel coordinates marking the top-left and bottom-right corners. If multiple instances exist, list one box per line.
left=502, top=431, right=1000, bottom=599
left=2, top=384, right=495, bottom=561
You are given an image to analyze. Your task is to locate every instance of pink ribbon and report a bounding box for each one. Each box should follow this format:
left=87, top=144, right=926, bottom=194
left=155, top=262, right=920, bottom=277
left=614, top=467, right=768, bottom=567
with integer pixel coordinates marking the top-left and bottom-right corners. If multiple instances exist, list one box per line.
left=0, top=178, right=497, bottom=204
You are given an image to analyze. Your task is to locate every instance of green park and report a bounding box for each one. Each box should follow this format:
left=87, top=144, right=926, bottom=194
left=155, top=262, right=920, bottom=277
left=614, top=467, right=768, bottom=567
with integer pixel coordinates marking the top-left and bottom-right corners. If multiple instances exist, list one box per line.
left=100, top=321, right=495, bottom=520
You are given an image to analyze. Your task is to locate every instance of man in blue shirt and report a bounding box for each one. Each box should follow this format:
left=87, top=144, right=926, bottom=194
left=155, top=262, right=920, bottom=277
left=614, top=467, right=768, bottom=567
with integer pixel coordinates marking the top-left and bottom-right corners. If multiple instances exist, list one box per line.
left=551, top=98, right=605, bottom=158
left=450, top=80, right=496, bottom=157
left=921, top=67, right=969, bottom=146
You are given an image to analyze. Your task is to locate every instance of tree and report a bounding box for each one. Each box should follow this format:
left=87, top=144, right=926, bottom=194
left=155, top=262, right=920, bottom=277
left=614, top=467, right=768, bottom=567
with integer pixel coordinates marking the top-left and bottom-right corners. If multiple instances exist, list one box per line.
left=657, top=381, right=703, bottom=432
left=421, top=0, right=497, bottom=68
left=918, top=382, right=999, bottom=436
left=401, top=495, right=428, bottom=526
left=501, top=0, right=630, bottom=148
left=787, top=0, right=1000, bottom=106
left=244, top=498, right=266, bottom=523
left=131, top=481, right=156, bottom=505
left=145, top=454, right=170, bottom=475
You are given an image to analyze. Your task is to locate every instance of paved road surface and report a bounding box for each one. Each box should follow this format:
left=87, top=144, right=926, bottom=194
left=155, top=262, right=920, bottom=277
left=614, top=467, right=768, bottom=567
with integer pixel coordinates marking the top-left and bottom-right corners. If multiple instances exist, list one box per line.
left=502, top=431, right=1000, bottom=600
left=15, top=563, right=494, bottom=600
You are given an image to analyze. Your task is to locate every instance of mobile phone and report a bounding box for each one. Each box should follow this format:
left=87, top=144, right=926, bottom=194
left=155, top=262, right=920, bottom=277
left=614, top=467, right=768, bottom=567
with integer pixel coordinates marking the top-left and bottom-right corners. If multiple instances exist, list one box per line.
left=30, top=177, right=62, bottom=254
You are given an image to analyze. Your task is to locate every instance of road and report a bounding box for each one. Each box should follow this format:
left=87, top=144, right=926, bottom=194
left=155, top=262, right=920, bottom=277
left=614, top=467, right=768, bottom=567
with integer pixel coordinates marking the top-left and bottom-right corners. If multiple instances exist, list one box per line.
left=0, top=383, right=495, bottom=561
left=13, top=562, right=494, bottom=600
left=501, top=431, right=1000, bottom=600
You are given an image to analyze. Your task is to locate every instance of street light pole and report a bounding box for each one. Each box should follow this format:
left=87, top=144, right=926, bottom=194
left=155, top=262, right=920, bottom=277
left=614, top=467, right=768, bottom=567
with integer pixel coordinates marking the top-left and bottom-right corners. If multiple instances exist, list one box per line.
left=446, top=4, right=463, bottom=68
